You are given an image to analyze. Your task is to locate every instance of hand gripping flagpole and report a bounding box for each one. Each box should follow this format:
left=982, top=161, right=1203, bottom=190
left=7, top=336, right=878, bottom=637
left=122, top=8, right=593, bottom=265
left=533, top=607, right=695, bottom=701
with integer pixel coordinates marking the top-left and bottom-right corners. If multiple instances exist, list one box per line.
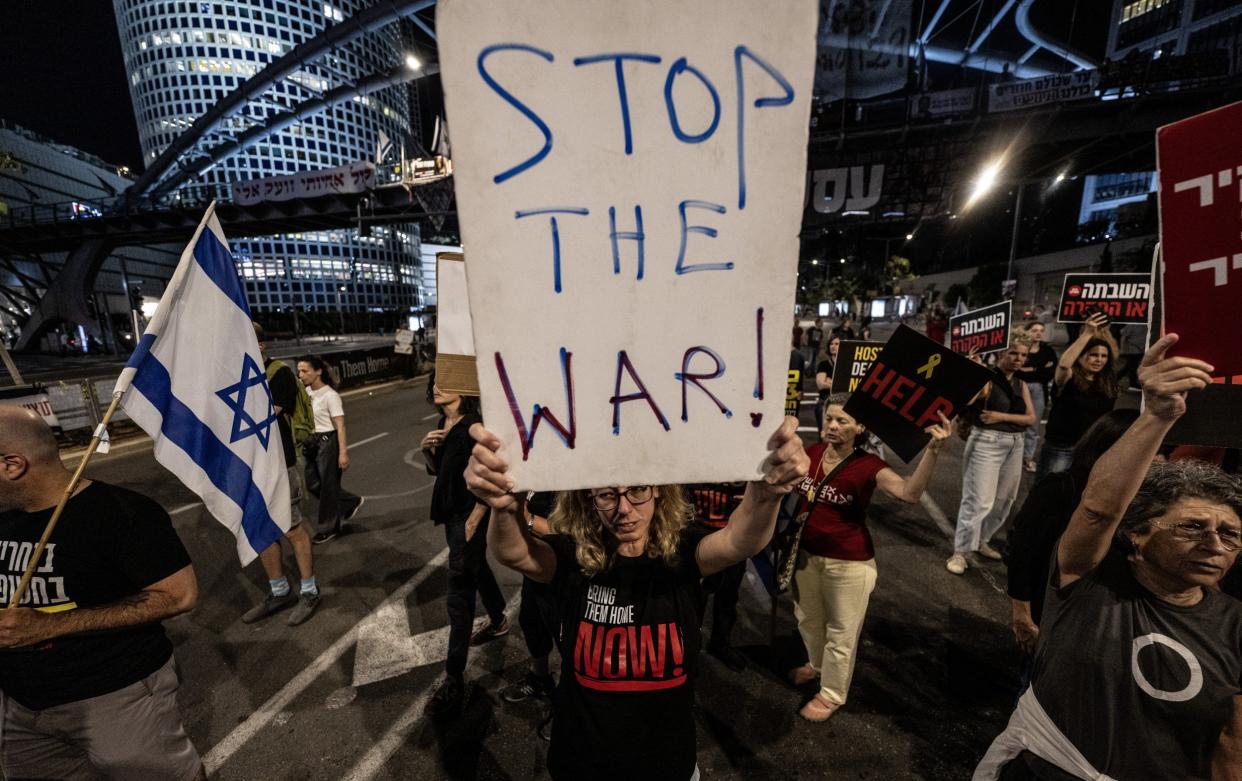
left=5, top=201, right=217, bottom=609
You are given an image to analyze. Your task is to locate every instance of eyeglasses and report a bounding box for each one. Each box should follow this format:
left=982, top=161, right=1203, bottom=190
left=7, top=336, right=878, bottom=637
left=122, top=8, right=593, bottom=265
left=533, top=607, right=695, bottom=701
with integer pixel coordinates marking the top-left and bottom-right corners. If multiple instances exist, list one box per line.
left=1150, top=520, right=1242, bottom=552
left=590, top=486, right=654, bottom=512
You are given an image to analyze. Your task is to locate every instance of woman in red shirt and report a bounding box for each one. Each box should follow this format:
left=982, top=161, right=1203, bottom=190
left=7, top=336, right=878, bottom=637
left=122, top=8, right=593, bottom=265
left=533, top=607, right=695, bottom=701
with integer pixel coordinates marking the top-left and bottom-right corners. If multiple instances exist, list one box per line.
left=789, top=392, right=952, bottom=722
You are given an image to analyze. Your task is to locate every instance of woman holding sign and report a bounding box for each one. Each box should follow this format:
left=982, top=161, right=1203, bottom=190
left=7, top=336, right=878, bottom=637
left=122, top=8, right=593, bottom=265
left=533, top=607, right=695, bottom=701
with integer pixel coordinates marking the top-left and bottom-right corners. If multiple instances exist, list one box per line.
left=465, top=419, right=808, bottom=780
left=947, top=338, right=1035, bottom=576
left=1035, top=314, right=1120, bottom=482
left=788, top=392, right=953, bottom=722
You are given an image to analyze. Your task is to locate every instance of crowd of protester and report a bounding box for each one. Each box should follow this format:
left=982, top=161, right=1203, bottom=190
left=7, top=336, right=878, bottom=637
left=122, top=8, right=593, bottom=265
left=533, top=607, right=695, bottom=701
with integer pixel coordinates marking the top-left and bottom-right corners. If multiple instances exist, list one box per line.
left=2, top=310, right=1239, bottom=780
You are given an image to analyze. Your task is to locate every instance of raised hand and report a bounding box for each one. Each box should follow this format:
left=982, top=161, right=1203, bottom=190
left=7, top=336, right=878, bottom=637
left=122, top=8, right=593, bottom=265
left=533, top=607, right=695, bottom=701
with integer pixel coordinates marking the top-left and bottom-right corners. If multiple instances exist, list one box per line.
left=756, top=416, right=810, bottom=496
left=1138, top=334, right=1214, bottom=421
left=924, top=411, right=953, bottom=451
left=466, top=423, right=519, bottom=511
left=1083, top=312, right=1109, bottom=333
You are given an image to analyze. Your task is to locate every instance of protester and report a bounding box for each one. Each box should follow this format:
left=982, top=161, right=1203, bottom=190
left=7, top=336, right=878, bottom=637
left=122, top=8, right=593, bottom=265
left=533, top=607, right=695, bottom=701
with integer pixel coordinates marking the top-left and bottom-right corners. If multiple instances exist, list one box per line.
left=1034, top=313, right=1119, bottom=482
left=1005, top=409, right=1139, bottom=686
left=297, top=356, right=363, bottom=543
left=423, top=379, right=509, bottom=715
left=688, top=482, right=749, bottom=671
left=925, top=305, right=949, bottom=346
left=242, top=324, right=320, bottom=626
left=467, top=417, right=808, bottom=780
left=805, top=316, right=824, bottom=368
left=975, top=334, right=1242, bottom=780
left=813, top=334, right=841, bottom=435
left=788, top=393, right=952, bottom=721
left=1014, top=320, right=1058, bottom=473
left=859, top=323, right=872, bottom=341
left=948, top=338, right=1035, bottom=575
left=0, top=407, right=204, bottom=780
left=833, top=316, right=856, bottom=340
left=500, top=490, right=559, bottom=742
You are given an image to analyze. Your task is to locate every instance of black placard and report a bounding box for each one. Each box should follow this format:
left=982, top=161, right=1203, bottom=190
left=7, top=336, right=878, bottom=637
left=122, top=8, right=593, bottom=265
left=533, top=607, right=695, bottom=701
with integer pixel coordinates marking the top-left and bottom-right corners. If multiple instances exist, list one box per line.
left=1057, top=273, right=1152, bottom=324
left=830, top=340, right=887, bottom=394
left=1167, top=379, right=1242, bottom=448
left=844, top=325, right=993, bottom=462
left=949, top=300, right=1011, bottom=355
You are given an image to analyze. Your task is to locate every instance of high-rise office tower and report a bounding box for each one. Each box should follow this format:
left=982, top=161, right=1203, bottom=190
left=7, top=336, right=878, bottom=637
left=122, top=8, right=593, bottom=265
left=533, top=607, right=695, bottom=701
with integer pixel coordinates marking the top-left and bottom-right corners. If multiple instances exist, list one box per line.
left=113, top=0, right=421, bottom=315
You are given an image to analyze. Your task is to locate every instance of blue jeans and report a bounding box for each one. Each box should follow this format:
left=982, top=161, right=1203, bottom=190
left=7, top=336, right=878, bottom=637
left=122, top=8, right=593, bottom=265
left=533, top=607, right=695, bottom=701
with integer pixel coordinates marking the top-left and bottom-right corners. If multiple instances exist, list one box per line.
left=954, top=429, right=1025, bottom=554
left=1022, top=382, right=1045, bottom=462
left=1034, top=443, right=1074, bottom=484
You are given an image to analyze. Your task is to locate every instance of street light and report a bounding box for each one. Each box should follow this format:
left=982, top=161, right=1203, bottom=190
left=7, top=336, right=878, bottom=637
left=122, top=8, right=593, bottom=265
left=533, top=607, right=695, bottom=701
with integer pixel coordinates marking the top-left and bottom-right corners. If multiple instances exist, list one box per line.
left=404, top=53, right=421, bottom=71
left=964, top=158, right=1004, bottom=210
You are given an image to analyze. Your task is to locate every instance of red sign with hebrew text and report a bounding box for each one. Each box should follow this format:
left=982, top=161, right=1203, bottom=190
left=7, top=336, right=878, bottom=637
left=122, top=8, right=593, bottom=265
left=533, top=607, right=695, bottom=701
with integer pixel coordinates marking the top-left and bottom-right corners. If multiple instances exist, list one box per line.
left=1157, top=100, right=1242, bottom=376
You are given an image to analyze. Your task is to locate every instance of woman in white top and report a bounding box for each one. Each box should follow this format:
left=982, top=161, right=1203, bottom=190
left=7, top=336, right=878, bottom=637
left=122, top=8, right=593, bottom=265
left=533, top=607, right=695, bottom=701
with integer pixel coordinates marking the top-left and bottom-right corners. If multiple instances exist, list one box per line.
left=297, top=356, right=362, bottom=544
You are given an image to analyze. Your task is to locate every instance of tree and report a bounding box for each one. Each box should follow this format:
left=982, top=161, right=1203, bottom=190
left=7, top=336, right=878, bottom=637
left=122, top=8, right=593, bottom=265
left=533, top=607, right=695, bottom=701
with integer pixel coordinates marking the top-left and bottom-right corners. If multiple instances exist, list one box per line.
left=944, top=282, right=970, bottom=310
left=885, top=254, right=915, bottom=294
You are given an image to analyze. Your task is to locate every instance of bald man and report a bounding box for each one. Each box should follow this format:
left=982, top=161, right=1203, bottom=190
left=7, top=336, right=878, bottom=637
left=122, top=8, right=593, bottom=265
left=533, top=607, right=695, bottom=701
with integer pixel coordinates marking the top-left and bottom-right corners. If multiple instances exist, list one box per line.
left=0, top=406, right=204, bottom=780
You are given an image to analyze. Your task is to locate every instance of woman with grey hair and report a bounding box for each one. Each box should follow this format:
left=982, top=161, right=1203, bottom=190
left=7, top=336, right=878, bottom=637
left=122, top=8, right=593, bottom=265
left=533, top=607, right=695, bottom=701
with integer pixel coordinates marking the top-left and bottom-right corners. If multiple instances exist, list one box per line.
left=975, top=334, right=1242, bottom=780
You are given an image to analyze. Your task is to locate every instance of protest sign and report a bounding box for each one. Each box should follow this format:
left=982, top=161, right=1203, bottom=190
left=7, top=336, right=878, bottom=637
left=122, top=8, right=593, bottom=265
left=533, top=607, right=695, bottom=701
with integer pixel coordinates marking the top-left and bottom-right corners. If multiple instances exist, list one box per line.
left=1057, top=273, right=1151, bottom=324
left=1157, top=100, right=1242, bottom=377
left=844, top=325, right=991, bottom=462
left=0, top=386, right=61, bottom=429
left=949, top=300, right=1011, bottom=355
left=393, top=328, right=414, bottom=355
left=1167, top=377, right=1242, bottom=449
left=434, top=252, right=479, bottom=396
left=785, top=367, right=802, bottom=417
left=438, top=0, right=818, bottom=489
left=831, top=340, right=886, bottom=394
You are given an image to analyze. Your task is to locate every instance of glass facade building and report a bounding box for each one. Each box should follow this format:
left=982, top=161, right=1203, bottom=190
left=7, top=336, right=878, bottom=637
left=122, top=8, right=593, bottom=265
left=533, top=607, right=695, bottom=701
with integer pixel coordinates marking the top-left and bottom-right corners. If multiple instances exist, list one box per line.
left=112, top=0, right=422, bottom=314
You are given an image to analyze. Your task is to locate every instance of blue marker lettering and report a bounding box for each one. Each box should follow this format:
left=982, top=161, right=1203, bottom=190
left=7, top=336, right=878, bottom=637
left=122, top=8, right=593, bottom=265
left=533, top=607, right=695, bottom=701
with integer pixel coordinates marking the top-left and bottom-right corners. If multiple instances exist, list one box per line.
left=572, top=53, right=661, bottom=155
left=676, top=346, right=731, bottom=421
left=608, top=205, right=645, bottom=280
left=610, top=350, right=670, bottom=435
left=515, top=207, right=589, bottom=293
left=663, top=57, right=721, bottom=144
left=734, top=46, right=795, bottom=209
left=478, top=44, right=555, bottom=184
left=675, top=200, right=733, bottom=275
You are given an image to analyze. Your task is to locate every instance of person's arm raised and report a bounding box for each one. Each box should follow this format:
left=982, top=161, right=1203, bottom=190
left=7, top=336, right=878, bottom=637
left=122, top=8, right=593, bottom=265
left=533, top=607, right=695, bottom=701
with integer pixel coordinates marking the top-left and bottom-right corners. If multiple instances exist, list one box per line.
left=1056, top=334, right=1213, bottom=586
left=467, top=424, right=558, bottom=584
left=875, top=412, right=952, bottom=503
left=1055, top=313, right=1107, bottom=387
left=695, top=417, right=809, bottom=578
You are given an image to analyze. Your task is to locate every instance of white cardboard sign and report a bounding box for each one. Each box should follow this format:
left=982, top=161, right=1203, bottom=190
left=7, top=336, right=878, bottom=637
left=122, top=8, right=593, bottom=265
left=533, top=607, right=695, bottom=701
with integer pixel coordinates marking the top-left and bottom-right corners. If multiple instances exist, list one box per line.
left=438, top=0, right=817, bottom=490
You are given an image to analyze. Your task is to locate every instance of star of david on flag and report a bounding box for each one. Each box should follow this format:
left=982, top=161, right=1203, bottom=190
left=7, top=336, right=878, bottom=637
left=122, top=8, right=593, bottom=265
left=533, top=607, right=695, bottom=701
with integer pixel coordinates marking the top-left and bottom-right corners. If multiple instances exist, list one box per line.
left=116, top=202, right=291, bottom=564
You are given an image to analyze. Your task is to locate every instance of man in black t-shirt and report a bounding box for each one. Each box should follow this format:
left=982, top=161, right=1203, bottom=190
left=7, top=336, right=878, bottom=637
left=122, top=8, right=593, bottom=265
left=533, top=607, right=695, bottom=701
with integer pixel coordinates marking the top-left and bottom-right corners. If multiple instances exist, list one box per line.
left=241, top=324, right=321, bottom=626
left=0, top=406, right=203, bottom=780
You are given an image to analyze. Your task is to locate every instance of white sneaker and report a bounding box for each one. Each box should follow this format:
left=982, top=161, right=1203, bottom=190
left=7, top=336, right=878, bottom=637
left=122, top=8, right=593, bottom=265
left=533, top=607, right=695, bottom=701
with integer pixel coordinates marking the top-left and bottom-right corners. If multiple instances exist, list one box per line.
left=1023, top=459, right=1037, bottom=473
left=978, top=543, right=1003, bottom=561
left=946, top=554, right=968, bottom=575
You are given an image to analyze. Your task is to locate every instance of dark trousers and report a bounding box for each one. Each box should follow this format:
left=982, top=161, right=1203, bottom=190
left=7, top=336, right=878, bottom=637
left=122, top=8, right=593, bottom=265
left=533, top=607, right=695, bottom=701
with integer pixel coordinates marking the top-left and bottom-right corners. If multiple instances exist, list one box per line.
left=518, top=576, right=559, bottom=659
left=702, top=557, right=746, bottom=651
left=444, top=516, right=506, bottom=678
left=303, top=432, right=360, bottom=533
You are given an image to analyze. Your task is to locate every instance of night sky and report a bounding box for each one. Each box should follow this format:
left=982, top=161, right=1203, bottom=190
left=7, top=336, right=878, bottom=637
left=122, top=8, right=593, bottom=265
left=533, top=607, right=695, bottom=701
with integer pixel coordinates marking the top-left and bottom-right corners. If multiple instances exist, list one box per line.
left=1, top=3, right=142, bottom=170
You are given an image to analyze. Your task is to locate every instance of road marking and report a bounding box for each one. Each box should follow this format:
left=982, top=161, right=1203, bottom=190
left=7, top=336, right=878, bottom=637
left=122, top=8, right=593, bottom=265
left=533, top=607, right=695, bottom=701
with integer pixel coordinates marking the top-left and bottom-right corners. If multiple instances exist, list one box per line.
left=353, top=590, right=519, bottom=687
left=350, top=432, right=389, bottom=449
left=365, top=482, right=434, bottom=500
left=796, top=426, right=818, bottom=433
left=170, top=503, right=200, bottom=516
left=202, top=546, right=450, bottom=774
left=421, top=412, right=439, bottom=421
left=919, top=492, right=955, bottom=539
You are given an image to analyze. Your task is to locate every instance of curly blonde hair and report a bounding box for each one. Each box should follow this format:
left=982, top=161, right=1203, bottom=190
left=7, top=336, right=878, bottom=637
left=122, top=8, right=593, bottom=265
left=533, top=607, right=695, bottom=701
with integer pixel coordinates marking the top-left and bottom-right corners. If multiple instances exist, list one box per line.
left=548, top=486, right=692, bottom=578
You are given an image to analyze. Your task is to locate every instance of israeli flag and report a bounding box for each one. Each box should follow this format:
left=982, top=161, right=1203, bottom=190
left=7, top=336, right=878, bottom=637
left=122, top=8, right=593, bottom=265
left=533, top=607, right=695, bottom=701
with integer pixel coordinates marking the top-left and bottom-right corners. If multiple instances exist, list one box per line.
left=117, top=203, right=290, bottom=564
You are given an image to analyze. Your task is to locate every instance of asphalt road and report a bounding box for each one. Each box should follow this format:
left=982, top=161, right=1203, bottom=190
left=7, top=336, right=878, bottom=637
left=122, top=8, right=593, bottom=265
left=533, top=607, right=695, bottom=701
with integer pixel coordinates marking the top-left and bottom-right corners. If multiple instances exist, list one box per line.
left=73, top=371, right=1035, bottom=780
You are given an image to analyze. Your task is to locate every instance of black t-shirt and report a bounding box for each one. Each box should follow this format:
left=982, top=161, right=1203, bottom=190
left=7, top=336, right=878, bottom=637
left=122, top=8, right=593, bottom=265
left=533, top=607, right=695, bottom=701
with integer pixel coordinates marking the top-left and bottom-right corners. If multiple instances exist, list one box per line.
left=545, top=525, right=710, bottom=780
left=816, top=358, right=835, bottom=400
left=266, top=359, right=299, bottom=468
left=1044, top=380, right=1115, bottom=447
left=429, top=413, right=484, bottom=525
left=977, top=368, right=1027, bottom=433
left=1005, top=471, right=1079, bottom=624
left=1022, top=343, right=1058, bottom=387
left=0, top=482, right=192, bottom=710
left=1032, top=550, right=1242, bottom=779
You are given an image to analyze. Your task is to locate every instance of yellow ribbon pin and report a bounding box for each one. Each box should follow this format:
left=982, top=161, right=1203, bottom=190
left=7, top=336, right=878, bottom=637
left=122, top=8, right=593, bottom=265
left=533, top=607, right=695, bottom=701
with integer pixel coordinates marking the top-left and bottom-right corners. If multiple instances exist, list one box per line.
left=917, top=353, right=941, bottom=379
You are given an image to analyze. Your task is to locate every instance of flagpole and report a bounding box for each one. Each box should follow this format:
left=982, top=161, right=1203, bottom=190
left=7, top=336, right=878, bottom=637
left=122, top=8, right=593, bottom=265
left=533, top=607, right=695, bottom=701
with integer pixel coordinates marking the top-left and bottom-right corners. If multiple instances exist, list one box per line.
left=6, top=392, right=124, bottom=609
